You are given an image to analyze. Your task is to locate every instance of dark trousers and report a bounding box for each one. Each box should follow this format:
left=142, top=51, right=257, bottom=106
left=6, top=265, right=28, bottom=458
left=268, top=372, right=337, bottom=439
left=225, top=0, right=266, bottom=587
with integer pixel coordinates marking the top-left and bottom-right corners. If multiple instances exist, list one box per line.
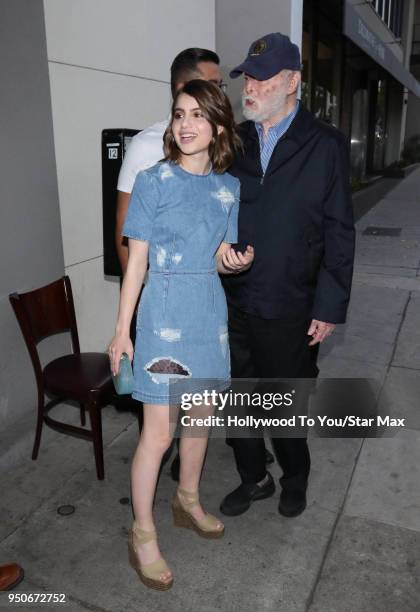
left=228, top=305, right=319, bottom=485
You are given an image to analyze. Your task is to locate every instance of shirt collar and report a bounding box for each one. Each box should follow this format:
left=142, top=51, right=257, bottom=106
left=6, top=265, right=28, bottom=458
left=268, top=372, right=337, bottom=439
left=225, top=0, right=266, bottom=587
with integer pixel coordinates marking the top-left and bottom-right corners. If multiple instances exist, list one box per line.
left=255, top=100, right=300, bottom=141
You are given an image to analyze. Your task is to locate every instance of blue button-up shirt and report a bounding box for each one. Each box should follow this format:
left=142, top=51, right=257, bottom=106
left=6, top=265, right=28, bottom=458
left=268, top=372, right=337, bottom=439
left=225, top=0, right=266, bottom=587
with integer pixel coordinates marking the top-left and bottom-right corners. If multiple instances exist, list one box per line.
left=256, top=101, right=300, bottom=174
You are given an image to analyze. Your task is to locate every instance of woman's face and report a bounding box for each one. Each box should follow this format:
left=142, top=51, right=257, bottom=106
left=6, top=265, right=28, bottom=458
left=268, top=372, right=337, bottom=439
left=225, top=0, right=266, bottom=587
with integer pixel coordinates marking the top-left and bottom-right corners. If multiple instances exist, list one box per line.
left=171, top=93, right=214, bottom=158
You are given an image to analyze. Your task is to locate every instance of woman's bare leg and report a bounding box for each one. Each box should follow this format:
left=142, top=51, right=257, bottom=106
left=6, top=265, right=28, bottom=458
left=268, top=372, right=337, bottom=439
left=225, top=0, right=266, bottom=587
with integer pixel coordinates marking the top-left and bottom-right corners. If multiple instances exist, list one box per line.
left=131, top=402, right=173, bottom=582
left=178, top=402, right=223, bottom=529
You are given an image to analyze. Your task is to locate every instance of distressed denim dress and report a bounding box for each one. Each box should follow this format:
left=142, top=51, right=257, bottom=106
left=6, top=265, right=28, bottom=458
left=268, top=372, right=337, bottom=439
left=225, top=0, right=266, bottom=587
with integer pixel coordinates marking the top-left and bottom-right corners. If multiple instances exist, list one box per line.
left=123, top=161, right=239, bottom=404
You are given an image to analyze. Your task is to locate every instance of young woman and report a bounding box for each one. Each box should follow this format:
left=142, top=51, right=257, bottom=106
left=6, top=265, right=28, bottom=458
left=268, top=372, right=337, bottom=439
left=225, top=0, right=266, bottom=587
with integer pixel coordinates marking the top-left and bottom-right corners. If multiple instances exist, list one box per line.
left=109, top=80, right=254, bottom=591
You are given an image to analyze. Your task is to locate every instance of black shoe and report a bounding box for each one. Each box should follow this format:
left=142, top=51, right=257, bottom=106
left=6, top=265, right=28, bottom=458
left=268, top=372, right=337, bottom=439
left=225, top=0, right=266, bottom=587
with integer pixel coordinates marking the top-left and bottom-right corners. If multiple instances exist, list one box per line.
left=170, top=453, right=180, bottom=482
left=265, top=448, right=275, bottom=465
left=220, top=472, right=275, bottom=516
left=278, top=474, right=307, bottom=517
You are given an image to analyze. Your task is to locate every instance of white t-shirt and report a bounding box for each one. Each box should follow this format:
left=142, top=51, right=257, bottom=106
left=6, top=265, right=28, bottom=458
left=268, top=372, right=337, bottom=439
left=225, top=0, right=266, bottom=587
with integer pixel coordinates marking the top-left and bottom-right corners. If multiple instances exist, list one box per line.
left=117, top=118, right=169, bottom=193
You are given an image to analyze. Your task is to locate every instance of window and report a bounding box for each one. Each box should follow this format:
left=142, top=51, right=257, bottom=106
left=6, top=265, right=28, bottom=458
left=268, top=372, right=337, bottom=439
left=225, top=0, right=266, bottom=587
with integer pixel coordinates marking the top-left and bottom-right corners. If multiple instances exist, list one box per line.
left=372, top=0, right=404, bottom=38
left=312, top=15, right=341, bottom=126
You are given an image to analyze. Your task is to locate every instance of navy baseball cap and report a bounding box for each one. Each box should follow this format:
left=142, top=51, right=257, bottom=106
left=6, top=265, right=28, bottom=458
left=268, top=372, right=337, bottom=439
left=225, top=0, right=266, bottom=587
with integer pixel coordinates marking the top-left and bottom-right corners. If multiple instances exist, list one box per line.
left=230, top=32, right=301, bottom=80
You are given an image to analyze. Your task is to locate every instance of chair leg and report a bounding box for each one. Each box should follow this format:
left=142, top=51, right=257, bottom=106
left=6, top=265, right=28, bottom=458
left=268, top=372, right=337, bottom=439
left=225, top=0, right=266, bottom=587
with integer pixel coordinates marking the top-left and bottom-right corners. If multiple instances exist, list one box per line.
left=79, top=403, right=86, bottom=426
left=88, top=400, right=104, bottom=480
left=32, top=396, right=44, bottom=460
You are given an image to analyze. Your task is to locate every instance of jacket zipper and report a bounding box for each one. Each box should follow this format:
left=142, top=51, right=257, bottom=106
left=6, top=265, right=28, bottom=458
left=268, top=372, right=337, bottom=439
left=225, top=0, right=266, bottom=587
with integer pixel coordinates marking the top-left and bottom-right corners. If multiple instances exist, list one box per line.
left=258, top=134, right=287, bottom=186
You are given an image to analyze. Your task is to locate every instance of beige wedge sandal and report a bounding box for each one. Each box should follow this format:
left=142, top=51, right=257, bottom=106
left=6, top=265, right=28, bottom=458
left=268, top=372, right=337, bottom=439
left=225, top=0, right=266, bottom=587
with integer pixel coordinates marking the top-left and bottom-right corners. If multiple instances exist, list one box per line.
left=128, top=521, right=173, bottom=591
left=172, top=488, right=225, bottom=539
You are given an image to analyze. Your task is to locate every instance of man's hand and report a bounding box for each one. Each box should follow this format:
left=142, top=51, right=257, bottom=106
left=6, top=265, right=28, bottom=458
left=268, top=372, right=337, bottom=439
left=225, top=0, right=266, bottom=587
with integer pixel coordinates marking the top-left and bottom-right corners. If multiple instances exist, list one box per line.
left=307, top=319, right=336, bottom=346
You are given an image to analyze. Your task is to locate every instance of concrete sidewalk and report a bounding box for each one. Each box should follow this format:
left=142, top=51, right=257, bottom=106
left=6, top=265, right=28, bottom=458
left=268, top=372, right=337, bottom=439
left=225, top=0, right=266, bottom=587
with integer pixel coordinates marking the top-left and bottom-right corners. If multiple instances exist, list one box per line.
left=1, top=169, right=420, bottom=612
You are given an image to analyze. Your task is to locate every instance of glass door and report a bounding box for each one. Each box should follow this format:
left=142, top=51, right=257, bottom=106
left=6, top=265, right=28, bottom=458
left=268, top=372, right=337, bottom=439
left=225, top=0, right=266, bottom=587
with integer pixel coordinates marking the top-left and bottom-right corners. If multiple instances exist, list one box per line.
left=367, top=77, right=388, bottom=173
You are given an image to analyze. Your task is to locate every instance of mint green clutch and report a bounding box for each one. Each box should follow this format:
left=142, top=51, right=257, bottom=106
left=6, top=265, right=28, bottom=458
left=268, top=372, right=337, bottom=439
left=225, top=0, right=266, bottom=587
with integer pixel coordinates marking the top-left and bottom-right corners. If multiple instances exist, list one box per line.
left=112, top=353, right=134, bottom=395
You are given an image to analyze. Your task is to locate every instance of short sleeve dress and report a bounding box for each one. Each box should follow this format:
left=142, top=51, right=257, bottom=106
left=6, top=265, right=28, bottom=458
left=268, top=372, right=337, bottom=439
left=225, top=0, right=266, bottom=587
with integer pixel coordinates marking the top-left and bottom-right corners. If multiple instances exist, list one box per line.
left=123, top=160, right=240, bottom=405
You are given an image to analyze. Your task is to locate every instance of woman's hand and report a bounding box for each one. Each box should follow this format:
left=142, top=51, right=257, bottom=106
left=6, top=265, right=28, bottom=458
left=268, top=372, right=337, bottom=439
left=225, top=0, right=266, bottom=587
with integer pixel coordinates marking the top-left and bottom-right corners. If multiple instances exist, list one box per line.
left=221, top=245, right=254, bottom=274
left=108, top=333, right=134, bottom=376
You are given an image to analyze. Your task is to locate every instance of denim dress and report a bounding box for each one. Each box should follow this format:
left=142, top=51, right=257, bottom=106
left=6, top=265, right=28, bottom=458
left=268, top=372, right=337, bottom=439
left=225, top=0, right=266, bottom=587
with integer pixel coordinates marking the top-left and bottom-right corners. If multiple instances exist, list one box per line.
left=123, top=161, right=239, bottom=404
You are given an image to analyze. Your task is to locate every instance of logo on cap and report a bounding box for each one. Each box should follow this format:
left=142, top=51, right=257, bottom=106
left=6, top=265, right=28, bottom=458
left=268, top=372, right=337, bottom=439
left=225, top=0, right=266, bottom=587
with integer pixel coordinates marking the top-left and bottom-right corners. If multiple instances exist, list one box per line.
left=250, top=39, right=267, bottom=56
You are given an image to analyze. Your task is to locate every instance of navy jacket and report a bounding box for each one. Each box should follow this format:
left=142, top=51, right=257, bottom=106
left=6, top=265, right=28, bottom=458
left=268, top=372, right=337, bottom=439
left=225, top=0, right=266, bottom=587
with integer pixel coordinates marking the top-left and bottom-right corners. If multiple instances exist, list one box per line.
left=223, top=106, right=355, bottom=324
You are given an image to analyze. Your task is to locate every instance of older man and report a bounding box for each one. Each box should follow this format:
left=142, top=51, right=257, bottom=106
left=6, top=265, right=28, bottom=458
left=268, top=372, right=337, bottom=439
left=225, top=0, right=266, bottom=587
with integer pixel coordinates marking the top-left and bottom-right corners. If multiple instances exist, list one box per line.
left=221, top=33, right=355, bottom=518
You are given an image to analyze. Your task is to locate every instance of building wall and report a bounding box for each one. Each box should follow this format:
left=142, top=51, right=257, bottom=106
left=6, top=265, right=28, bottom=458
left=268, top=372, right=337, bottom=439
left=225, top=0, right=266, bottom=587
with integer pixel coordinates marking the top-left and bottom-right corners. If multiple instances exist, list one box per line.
left=348, top=0, right=404, bottom=62
left=0, top=0, right=66, bottom=429
left=216, top=0, right=303, bottom=117
left=43, top=0, right=216, bottom=351
left=406, top=76, right=420, bottom=141
left=405, top=0, right=420, bottom=142
left=347, top=0, right=416, bottom=164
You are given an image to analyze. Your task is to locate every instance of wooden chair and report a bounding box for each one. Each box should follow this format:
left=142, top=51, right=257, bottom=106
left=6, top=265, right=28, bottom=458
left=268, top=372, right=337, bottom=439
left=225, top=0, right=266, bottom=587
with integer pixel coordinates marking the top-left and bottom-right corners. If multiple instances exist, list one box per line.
left=9, top=276, right=117, bottom=480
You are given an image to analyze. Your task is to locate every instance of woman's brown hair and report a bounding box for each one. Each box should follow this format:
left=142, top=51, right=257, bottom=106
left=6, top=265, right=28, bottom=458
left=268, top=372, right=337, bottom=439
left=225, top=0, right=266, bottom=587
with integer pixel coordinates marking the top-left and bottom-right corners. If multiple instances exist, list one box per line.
left=163, top=79, right=242, bottom=174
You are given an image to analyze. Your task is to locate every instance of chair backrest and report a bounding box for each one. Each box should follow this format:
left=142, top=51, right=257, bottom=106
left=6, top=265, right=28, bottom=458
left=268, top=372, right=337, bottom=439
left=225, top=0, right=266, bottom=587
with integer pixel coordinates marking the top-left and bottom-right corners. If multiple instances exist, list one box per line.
left=9, top=276, right=80, bottom=386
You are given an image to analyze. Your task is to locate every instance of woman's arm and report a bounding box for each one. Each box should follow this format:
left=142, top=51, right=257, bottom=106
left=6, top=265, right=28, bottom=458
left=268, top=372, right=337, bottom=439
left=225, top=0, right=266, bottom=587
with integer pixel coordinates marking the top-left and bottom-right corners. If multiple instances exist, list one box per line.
left=109, top=238, right=148, bottom=374
left=216, top=242, right=254, bottom=274
left=115, top=190, right=131, bottom=276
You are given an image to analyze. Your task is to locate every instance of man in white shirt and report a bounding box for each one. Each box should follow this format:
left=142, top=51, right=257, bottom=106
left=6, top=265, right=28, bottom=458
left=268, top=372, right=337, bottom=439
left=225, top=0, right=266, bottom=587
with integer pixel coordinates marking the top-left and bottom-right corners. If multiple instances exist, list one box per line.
left=115, top=47, right=223, bottom=274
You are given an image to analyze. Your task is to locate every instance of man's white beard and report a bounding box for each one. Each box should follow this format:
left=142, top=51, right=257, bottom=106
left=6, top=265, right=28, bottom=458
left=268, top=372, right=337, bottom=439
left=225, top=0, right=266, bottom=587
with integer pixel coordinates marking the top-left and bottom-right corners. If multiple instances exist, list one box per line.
left=242, top=88, right=288, bottom=123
